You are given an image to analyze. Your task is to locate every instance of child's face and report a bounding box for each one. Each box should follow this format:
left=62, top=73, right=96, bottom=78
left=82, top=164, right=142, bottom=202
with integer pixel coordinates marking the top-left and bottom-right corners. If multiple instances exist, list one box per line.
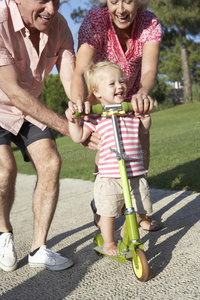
left=93, top=66, right=127, bottom=106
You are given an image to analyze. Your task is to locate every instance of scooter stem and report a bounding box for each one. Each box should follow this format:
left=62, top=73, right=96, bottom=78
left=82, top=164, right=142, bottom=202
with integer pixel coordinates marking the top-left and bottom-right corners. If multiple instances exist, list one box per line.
left=111, top=114, right=140, bottom=242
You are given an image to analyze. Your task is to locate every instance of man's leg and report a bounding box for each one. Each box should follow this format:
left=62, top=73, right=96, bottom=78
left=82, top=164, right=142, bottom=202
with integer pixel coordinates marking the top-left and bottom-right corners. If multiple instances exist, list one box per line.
left=0, top=145, right=18, bottom=271
left=26, top=138, right=73, bottom=270
left=26, top=138, right=61, bottom=251
left=0, top=145, right=17, bottom=232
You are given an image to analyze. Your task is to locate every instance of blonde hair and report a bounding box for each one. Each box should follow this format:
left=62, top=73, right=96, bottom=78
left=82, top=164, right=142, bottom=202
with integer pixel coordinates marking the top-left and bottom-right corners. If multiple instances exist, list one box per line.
left=84, top=61, right=125, bottom=104
left=99, top=0, right=150, bottom=11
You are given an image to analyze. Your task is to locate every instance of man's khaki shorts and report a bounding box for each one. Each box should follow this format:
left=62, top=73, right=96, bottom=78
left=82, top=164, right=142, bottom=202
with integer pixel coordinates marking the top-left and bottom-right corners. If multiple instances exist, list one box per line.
left=94, top=175, right=152, bottom=217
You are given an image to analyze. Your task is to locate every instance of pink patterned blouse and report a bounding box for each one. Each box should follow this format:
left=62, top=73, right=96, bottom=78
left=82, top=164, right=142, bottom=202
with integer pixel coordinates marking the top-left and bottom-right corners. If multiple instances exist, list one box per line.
left=79, top=7, right=162, bottom=101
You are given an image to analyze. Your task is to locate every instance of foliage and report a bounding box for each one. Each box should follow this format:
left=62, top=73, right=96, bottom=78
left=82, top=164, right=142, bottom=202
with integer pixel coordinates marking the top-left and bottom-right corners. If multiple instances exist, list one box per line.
left=150, top=77, right=171, bottom=103
left=71, top=7, right=88, bottom=23
left=192, top=83, right=200, bottom=102
left=149, top=0, right=200, bottom=102
left=150, top=0, right=200, bottom=37
left=151, top=100, right=175, bottom=113
left=42, top=74, right=69, bottom=114
left=42, top=74, right=70, bottom=137
left=69, top=0, right=99, bottom=23
left=14, top=103, right=200, bottom=192
left=158, top=36, right=200, bottom=86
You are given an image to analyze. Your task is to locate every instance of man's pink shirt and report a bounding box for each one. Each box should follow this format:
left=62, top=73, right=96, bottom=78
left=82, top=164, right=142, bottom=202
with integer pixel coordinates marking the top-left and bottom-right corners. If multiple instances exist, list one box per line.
left=0, top=0, right=75, bottom=135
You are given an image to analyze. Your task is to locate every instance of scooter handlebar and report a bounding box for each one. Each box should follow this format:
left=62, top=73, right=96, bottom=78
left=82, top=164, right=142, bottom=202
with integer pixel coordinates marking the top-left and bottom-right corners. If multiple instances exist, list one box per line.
left=74, top=102, right=133, bottom=117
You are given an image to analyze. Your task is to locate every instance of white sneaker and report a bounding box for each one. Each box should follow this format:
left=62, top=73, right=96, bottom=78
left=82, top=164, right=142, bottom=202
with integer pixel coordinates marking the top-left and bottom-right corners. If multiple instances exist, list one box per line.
left=28, top=245, right=73, bottom=271
left=0, top=232, right=17, bottom=272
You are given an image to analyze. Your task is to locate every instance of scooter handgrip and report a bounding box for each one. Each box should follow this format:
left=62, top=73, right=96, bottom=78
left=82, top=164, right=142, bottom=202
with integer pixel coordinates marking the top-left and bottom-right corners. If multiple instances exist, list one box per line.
left=121, top=102, right=133, bottom=112
left=74, top=103, right=103, bottom=117
left=90, top=104, right=103, bottom=115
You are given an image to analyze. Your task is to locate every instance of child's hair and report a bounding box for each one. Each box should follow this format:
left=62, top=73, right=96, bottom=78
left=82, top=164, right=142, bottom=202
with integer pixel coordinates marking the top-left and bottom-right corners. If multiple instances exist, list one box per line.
left=84, top=61, right=125, bottom=104
left=99, top=0, right=150, bottom=11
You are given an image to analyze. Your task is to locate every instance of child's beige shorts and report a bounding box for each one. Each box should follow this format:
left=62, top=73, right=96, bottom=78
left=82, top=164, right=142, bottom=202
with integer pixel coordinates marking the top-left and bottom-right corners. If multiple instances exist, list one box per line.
left=94, top=175, right=152, bottom=218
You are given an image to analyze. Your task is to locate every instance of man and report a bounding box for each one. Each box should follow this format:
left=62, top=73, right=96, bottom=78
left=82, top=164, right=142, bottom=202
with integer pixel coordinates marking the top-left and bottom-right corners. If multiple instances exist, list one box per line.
left=0, top=0, right=75, bottom=271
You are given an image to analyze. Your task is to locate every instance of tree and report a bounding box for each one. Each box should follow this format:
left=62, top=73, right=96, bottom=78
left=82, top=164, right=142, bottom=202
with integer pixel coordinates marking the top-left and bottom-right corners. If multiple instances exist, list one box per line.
left=42, top=74, right=69, bottom=114
left=42, top=74, right=70, bottom=137
left=149, top=0, right=200, bottom=103
left=150, top=77, right=171, bottom=103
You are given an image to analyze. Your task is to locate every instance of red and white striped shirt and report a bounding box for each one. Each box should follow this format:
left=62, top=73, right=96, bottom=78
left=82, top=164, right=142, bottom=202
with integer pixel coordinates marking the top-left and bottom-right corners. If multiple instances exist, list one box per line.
left=83, top=115, right=147, bottom=178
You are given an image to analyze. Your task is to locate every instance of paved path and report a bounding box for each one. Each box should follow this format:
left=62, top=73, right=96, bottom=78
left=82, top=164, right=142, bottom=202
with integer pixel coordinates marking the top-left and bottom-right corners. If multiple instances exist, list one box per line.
left=0, top=174, right=200, bottom=300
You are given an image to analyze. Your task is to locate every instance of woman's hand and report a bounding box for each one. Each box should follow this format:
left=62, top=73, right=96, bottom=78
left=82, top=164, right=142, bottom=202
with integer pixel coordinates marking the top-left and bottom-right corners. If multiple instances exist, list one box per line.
left=131, top=93, right=154, bottom=116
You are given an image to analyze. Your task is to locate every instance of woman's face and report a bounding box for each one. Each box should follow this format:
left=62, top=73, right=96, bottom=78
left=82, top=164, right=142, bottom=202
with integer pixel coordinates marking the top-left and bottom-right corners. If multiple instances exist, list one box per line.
left=107, top=0, right=139, bottom=31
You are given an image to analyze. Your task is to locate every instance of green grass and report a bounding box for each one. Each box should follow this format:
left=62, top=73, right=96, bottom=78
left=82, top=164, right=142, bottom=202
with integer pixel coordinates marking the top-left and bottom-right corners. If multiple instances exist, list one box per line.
left=148, top=102, right=200, bottom=192
left=13, top=102, right=200, bottom=192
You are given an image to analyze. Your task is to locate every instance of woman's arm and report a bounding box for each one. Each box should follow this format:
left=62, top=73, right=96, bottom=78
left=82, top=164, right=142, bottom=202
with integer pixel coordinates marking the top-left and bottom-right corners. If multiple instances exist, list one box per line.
left=131, top=41, right=160, bottom=114
left=69, top=43, right=96, bottom=113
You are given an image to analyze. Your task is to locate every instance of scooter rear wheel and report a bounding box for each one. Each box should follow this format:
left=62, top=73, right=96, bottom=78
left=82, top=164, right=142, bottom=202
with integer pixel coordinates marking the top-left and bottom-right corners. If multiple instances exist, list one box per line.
left=132, top=249, right=149, bottom=282
left=93, top=234, right=104, bottom=256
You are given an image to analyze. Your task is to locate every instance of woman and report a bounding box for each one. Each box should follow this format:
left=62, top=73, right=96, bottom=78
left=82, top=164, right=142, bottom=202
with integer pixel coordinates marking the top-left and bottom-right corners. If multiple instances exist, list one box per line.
left=68, top=0, right=162, bottom=231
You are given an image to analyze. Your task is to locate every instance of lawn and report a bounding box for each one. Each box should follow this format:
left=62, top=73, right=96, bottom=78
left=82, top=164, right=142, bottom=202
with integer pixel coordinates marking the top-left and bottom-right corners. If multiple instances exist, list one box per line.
left=13, top=102, right=200, bottom=192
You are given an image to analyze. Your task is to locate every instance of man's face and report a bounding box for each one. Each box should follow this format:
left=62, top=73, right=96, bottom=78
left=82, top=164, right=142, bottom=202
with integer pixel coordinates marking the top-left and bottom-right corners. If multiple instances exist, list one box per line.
left=15, top=0, right=60, bottom=32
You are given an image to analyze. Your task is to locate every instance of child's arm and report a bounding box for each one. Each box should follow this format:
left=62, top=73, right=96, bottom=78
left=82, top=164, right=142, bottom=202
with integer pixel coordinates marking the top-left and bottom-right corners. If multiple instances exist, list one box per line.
left=138, top=114, right=151, bottom=133
left=68, top=118, right=92, bottom=144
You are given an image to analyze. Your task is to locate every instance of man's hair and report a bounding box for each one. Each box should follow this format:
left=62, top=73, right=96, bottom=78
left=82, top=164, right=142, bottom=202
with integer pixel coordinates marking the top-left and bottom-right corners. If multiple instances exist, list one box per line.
left=99, top=0, right=151, bottom=11
left=84, top=61, right=125, bottom=104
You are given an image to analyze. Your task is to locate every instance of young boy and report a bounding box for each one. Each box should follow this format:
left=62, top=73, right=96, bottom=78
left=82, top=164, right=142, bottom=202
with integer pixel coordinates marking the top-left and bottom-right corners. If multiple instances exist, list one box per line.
left=67, top=61, right=152, bottom=256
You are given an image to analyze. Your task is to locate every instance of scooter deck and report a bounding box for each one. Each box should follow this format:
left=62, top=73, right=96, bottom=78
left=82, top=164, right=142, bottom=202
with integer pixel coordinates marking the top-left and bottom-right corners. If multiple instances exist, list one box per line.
left=93, top=245, right=132, bottom=263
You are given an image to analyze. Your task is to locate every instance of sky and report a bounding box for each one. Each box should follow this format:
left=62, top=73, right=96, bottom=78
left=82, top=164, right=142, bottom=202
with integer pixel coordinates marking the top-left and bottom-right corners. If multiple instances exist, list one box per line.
left=59, top=1, right=83, bottom=50
left=51, top=0, right=84, bottom=74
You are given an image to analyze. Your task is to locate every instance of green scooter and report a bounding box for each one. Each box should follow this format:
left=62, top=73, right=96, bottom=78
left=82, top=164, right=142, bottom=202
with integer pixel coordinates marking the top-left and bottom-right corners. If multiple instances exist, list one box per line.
left=75, top=102, right=149, bottom=282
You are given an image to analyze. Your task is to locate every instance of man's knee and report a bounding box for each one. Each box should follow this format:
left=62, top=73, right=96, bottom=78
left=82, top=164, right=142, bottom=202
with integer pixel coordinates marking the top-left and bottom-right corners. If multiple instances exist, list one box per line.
left=0, top=161, right=17, bottom=187
left=36, top=150, right=61, bottom=175
left=47, top=151, right=62, bottom=172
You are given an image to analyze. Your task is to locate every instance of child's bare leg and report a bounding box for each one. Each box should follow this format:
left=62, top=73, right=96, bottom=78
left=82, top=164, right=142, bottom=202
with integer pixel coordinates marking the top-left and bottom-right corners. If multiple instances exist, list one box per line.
left=100, top=216, right=117, bottom=256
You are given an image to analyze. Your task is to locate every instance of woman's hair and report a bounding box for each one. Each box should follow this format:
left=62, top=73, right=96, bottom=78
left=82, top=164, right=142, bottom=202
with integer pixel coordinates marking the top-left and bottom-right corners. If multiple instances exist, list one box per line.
left=84, top=61, right=125, bottom=104
left=99, top=0, right=151, bottom=11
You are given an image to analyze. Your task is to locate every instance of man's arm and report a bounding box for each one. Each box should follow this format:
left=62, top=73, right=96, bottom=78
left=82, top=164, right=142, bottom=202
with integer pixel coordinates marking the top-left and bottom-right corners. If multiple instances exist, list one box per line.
left=0, top=64, right=70, bottom=136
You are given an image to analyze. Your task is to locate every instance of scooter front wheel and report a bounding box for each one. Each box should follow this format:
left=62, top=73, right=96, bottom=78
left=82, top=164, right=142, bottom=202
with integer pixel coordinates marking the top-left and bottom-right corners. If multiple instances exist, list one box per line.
left=132, top=249, right=149, bottom=282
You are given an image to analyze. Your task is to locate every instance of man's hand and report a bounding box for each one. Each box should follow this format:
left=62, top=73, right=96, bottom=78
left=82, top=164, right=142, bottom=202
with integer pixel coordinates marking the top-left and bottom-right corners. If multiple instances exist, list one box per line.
left=81, top=132, right=101, bottom=151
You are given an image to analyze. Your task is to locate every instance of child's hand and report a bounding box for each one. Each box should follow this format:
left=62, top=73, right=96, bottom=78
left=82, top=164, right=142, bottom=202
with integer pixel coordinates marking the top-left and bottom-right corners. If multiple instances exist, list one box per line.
left=65, top=100, right=80, bottom=122
left=137, top=113, right=151, bottom=132
left=65, top=107, right=75, bottom=122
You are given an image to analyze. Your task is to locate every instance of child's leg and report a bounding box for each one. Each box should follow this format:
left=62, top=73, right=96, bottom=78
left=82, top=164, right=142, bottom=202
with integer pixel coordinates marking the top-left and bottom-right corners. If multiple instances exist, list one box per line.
left=100, top=216, right=117, bottom=256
